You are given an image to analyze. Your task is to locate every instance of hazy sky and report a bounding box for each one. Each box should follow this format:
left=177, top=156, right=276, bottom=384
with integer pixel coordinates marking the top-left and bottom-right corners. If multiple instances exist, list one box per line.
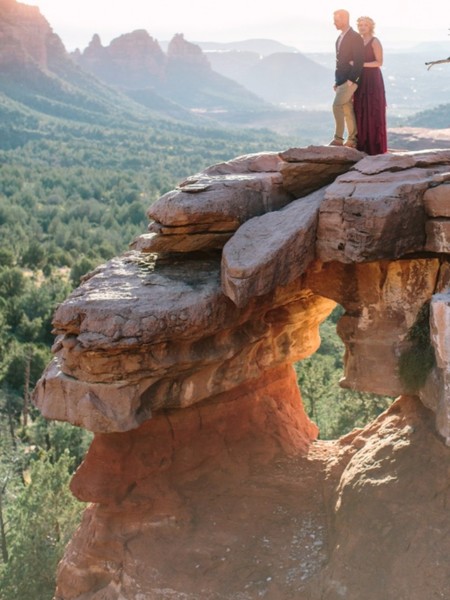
left=30, top=0, right=450, bottom=52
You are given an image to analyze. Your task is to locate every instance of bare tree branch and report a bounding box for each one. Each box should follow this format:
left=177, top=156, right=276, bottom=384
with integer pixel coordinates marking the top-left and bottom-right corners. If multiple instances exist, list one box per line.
left=425, top=28, right=449, bottom=69
left=425, top=57, right=450, bottom=70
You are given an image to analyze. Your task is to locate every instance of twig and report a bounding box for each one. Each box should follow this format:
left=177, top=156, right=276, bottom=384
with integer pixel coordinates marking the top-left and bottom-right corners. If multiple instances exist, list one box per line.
left=425, top=57, right=450, bottom=70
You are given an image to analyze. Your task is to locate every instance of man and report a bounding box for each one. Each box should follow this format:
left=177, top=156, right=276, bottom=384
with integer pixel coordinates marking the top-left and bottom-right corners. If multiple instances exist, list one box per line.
left=330, top=9, right=364, bottom=148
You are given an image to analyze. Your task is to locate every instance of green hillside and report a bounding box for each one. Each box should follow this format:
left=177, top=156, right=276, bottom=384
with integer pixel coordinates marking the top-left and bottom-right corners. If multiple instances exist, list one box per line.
left=405, top=103, right=450, bottom=129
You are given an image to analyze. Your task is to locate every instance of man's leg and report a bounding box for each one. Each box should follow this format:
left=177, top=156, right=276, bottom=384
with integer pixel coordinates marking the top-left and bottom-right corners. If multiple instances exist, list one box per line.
left=343, top=82, right=358, bottom=144
left=333, top=82, right=358, bottom=143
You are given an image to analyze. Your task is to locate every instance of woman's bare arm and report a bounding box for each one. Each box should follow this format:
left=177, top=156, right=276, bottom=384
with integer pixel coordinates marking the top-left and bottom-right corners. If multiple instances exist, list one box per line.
left=364, top=38, right=383, bottom=67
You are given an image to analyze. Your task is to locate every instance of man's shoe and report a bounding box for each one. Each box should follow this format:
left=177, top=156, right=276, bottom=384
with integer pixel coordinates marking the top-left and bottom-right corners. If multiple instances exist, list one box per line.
left=328, top=138, right=343, bottom=146
left=344, top=139, right=357, bottom=148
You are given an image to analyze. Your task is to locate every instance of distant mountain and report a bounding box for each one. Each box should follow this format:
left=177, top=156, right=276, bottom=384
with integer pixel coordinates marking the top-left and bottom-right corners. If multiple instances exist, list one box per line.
left=73, top=31, right=268, bottom=113
left=408, top=41, right=450, bottom=55
left=0, top=0, right=302, bottom=160
left=206, top=51, right=332, bottom=108
left=73, top=30, right=166, bottom=88
left=405, top=104, right=450, bottom=129
left=0, top=0, right=160, bottom=125
left=195, top=39, right=300, bottom=56
left=305, top=51, right=450, bottom=117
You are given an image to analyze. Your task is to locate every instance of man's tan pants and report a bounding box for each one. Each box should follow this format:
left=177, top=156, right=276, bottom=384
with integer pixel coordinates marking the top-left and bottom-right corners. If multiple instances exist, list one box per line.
left=332, top=82, right=358, bottom=143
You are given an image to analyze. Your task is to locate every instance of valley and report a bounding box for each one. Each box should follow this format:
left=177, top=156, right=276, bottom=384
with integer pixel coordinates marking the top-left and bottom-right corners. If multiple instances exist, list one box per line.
left=0, top=0, right=449, bottom=597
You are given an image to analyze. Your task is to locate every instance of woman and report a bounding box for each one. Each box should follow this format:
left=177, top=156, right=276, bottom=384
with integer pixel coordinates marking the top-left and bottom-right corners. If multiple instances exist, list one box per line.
left=353, top=16, right=387, bottom=155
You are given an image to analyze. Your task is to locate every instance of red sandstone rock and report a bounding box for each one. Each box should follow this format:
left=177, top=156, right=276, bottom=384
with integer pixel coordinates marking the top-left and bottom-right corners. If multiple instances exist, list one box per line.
left=306, top=258, right=441, bottom=397
left=31, top=148, right=450, bottom=599
left=314, top=396, right=450, bottom=600
left=316, top=150, right=450, bottom=263
left=54, top=395, right=450, bottom=600
left=34, top=149, right=450, bottom=440
left=203, top=151, right=283, bottom=175
left=33, top=251, right=335, bottom=431
left=56, top=366, right=321, bottom=599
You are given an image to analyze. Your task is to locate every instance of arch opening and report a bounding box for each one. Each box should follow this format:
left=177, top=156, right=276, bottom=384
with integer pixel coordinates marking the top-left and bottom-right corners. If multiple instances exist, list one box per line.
left=295, top=304, right=395, bottom=440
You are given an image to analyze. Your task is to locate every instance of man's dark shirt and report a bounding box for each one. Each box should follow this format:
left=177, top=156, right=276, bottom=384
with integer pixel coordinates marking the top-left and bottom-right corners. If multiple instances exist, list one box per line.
left=335, top=27, right=364, bottom=86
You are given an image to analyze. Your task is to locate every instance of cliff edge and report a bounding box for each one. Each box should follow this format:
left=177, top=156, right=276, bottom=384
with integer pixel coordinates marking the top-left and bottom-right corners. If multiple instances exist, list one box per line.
left=33, top=146, right=450, bottom=600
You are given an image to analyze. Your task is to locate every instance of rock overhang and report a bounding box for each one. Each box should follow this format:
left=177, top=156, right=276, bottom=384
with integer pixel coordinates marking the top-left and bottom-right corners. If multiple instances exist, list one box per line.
left=33, top=146, right=450, bottom=444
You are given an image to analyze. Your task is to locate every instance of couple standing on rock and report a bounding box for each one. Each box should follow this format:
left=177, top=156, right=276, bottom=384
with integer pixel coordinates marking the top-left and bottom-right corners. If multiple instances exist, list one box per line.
left=330, top=9, right=387, bottom=155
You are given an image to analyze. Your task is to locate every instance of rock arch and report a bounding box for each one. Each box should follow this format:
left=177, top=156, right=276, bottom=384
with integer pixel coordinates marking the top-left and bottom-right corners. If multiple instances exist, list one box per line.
left=33, top=146, right=450, bottom=599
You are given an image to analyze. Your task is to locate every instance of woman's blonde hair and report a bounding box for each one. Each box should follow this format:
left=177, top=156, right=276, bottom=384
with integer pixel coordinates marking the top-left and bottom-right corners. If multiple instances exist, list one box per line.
left=357, top=16, right=375, bottom=34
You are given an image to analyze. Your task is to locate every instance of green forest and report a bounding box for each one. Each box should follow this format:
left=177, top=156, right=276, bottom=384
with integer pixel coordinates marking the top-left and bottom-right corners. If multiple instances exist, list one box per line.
left=0, top=98, right=393, bottom=599
left=0, top=6, right=445, bottom=591
left=0, top=97, right=298, bottom=597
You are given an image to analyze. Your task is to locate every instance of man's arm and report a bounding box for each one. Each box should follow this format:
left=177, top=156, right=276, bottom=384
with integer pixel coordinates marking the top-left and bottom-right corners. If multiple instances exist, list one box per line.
left=348, top=32, right=364, bottom=84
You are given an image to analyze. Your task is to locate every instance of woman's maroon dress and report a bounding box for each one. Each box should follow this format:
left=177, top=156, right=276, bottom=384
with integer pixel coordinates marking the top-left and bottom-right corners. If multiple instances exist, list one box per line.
left=353, top=38, right=387, bottom=155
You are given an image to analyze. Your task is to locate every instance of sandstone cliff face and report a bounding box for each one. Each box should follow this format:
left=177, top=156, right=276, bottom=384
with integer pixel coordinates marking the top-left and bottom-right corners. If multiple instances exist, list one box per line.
left=78, top=30, right=166, bottom=88
left=75, top=31, right=210, bottom=89
left=167, top=33, right=211, bottom=70
left=33, top=146, right=450, bottom=599
left=0, top=0, right=65, bottom=71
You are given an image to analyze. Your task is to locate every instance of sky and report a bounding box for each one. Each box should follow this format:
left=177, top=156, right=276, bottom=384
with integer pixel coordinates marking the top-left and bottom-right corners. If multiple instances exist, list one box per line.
left=29, top=0, right=450, bottom=53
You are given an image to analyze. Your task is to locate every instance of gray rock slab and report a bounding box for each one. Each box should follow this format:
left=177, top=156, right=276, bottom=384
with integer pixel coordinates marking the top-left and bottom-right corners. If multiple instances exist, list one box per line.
left=222, top=188, right=325, bottom=306
left=354, top=149, right=450, bottom=175
left=51, top=251, right=238, bottom=347
left=316, top=168, right=437, bottom=262
left=147, top=172, right=292, bottom=227
left=280, top=145, right=365, bottom=163
left=33, top=358, right=154, bottom=433
left=202, top=151, right=283, bottom=175
left=423, top=183, right=450, bottom=217
left=425, top=219, right=450, bottom=252
left=130, top=232, right=232, bottom=253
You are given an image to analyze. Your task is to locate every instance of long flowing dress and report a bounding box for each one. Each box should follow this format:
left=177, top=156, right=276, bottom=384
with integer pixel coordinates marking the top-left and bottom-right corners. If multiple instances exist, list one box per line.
left=353, top=38, right=387, bottom=155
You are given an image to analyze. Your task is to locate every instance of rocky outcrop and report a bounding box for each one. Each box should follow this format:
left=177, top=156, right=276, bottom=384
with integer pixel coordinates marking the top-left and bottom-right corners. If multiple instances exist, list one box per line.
left=77, top=30, right=166, bottom=88
left=313, top=395, right=450, bottom=600
left=74, top=31, right=211, bottom=89
left=33, top=146, right=450, bottom=599
left=167, top=33, right=210, bottom=70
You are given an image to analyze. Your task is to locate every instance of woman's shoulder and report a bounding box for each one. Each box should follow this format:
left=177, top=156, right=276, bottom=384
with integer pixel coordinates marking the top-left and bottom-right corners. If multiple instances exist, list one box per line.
left=372, top=36, right=383, bottom=48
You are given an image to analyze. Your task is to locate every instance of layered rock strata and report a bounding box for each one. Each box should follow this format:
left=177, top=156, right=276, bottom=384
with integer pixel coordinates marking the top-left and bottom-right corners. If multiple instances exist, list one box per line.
left=32, top=146, right=450, bottom=599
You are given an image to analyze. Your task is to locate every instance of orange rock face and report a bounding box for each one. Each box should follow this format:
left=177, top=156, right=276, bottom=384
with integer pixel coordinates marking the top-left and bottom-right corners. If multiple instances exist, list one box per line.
left=32, top=147, right=450, bottom=599
left=316, top=396, right=450, bottom=600
left=70, top=365, right=317, bottom=507
left=56, top=365, right=319, bottom=599
left=55, top=395, right=450, bottom=600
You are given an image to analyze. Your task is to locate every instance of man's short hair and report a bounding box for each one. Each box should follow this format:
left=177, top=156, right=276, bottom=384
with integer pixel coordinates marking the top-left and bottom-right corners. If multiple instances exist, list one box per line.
left=334, top=9, right=350, bottom=20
